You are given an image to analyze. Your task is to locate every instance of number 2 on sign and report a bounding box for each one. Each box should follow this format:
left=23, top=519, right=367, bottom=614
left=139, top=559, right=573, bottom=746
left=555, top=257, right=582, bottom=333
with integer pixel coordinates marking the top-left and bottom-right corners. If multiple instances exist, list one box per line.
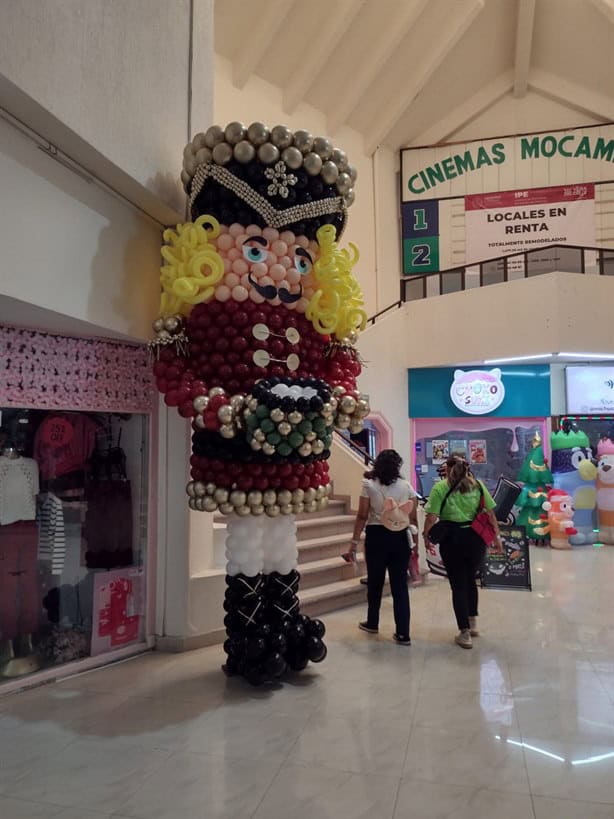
left=412, top=244, right=431, bottom=266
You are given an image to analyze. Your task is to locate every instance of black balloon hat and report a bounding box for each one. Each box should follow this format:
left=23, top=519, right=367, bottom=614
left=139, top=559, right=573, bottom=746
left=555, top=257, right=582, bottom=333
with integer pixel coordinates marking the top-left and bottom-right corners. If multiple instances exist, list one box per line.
left=181, top=122, right=357, bottom=240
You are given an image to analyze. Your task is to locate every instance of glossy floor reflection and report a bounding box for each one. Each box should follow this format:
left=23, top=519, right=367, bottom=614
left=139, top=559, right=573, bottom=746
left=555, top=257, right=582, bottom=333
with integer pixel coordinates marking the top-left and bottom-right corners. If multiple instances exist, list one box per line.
left=1, top=546, right=614, bottom=818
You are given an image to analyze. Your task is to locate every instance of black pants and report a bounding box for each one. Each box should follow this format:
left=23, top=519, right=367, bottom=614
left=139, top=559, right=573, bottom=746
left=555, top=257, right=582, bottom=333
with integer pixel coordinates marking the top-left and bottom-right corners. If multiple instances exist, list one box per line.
left=365, top=526, right=410, bottom=637
left=439, top=527, right=485, bottom=631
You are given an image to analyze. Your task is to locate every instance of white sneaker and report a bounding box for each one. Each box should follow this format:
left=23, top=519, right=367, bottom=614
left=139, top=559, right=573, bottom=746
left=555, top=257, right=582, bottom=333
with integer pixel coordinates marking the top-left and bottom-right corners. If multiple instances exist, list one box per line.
left=469, top=617, right=479, bottom=637
left=455, top=629, right=473, bottom=649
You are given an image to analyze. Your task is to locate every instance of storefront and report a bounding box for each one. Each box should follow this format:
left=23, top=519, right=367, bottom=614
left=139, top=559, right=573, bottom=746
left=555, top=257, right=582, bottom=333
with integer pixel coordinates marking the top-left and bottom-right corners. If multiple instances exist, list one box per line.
left=0, top=324, right=156, bottom=689
left=408, top=364, right=551, bottom=498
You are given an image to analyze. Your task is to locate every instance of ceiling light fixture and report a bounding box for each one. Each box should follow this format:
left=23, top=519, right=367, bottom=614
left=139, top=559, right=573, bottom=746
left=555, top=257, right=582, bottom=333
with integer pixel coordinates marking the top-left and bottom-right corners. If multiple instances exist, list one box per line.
left=558, top=352, right=614, bottom=360
left=483, top=354, right=552, bottom=364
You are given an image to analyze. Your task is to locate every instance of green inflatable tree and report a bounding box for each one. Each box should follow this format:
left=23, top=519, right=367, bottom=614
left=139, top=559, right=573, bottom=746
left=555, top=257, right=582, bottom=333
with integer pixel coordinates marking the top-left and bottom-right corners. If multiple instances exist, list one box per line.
left=516, top=431, right=553, bottom=541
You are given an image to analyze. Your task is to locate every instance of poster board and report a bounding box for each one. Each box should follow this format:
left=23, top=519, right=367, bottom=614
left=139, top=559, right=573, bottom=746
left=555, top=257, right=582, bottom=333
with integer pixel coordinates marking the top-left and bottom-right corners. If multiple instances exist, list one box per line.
left=481, top=525, right=532, bottom=590
left=400, top=123, right=614, bottom=275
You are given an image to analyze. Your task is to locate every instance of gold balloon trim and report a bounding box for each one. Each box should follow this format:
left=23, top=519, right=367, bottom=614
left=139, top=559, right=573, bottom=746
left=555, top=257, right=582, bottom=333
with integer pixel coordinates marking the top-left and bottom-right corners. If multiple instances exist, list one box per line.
left=306, top=224, right=367, bottom=339
left=159, top=215, right=225, bottom=316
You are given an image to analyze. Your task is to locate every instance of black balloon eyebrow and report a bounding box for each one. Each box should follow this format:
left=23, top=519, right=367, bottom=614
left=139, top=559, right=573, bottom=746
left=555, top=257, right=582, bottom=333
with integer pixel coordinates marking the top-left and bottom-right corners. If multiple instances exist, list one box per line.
left=296, top=247, right=313, bottom=263
left=243, top=235, right=267, bottom=246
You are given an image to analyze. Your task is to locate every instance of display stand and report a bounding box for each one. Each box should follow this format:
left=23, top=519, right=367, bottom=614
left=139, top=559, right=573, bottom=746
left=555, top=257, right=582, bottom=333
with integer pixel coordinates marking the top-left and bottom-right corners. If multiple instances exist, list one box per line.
left=481, top=524, right=532, bottom=591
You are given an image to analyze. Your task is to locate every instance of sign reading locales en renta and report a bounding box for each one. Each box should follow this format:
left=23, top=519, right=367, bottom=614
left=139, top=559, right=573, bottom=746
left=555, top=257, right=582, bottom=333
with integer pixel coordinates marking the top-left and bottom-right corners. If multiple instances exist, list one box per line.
left=465, top=184, right=595, bottom=262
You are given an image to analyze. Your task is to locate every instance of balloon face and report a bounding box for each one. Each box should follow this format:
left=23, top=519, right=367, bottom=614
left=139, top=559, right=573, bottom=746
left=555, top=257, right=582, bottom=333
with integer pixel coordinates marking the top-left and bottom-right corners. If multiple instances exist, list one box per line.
left=213, top=225, right=317, bottom=314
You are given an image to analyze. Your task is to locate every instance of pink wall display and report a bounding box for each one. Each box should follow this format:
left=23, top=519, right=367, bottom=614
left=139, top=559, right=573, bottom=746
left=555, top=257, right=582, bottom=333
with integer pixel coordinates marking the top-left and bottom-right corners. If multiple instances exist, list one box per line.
left=0, top=325, right=155, bottom=413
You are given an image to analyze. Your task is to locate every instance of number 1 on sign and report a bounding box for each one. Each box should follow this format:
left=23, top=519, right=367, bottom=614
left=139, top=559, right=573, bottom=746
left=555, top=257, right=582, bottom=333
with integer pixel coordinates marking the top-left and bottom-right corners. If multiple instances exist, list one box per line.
left=413, top=208, right=428, bottom=231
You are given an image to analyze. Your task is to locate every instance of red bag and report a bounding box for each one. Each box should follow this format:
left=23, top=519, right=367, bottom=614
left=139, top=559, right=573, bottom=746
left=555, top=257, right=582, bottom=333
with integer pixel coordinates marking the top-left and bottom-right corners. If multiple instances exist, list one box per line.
left=471, top=483, right=497, bottom=546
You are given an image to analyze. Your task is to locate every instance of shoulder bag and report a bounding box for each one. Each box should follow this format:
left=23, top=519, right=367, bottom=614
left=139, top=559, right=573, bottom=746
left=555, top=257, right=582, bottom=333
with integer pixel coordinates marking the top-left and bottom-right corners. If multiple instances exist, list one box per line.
left=470, top=481, right=497, bottom=546
left=427, top=478, right=463, bottom=544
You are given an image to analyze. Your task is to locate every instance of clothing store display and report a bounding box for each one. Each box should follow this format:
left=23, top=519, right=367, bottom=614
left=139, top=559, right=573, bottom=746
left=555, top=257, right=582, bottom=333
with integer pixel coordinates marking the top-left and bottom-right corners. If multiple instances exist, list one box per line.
left=37, top=493, right=66, bottom=574
left=0, top=522, right=40, bottom=640
left=0, top=455, right=39, bottom=525
left=34, top=413, right=97, bottom=481
left=84, top=481, right=133, bottom=569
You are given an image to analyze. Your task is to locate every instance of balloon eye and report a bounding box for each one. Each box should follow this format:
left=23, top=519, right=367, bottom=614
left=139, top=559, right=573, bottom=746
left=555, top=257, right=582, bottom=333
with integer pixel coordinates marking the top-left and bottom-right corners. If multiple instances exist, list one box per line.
left=294, top=254, right=312, bottom=275
left=243, top=244, right=267, bottom=264
left=571, top=450, right=586, bottom=468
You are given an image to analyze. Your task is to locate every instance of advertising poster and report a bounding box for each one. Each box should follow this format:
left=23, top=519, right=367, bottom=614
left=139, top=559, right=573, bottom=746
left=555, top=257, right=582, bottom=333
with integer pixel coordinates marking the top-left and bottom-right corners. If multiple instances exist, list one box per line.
left=431, top=439, right=449, bottom=464
left=481, top=525, right=532, bottom=590
left=465, top=184, right=595, bottom=265
left=470, top=439, right=487, bottom=464
left=91, top=567, right=145, bottom=656
left=449, top=439, right=467, bottom=457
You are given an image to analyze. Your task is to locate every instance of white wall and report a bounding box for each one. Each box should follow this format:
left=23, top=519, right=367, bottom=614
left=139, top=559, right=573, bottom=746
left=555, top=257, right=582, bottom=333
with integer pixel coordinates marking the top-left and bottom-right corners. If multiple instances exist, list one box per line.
left=0, top=0, right=214, bottom=216
left=0, top=115, right=161, bottom=341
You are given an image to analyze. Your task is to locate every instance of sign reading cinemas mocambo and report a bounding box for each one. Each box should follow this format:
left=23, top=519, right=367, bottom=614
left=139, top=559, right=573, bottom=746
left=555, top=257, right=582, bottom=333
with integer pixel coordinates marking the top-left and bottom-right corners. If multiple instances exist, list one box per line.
left=400, top=124, right=614, bottom=275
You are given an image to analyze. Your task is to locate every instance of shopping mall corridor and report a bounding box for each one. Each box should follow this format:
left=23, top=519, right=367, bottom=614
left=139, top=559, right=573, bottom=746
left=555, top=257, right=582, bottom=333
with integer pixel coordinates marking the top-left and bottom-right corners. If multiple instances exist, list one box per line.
left=1, top=547, right=614, bottom=819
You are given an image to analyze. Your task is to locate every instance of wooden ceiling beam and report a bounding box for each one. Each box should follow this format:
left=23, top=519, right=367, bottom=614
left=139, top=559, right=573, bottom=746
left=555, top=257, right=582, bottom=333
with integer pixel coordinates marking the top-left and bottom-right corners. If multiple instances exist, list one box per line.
left=530, top=68, right=614, bottom=121
left=326, top=0, right=429, bottom=136
left=513, top=0, right=536, bottom=98
left=232, top=0, right=293, bottom=89
left=283, top=0, right=366, bottom=115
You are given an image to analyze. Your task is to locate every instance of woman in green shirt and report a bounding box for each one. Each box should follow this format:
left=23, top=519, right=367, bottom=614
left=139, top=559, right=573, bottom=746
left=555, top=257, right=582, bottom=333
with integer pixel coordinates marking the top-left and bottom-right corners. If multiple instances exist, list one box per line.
left=423, top=456, right=502, bottom=649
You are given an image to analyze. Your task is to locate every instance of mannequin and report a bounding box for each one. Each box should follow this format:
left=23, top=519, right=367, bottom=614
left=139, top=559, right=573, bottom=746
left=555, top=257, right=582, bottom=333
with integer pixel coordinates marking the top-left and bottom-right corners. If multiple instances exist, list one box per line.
left=0, top=442, right=41, bottom=676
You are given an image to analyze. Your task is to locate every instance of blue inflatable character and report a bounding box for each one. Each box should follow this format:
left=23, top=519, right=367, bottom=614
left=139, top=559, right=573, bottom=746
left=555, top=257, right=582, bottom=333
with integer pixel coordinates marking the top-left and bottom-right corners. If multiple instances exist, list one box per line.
left=550, top=425, right=597, bottom=545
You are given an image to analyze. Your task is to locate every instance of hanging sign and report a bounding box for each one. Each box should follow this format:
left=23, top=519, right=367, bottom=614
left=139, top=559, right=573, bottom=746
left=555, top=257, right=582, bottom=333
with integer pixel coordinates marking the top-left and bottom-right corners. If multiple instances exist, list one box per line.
left=449, top=369, right=505, bottom=415
left=40, top=416, right=74, bottom=448
left=465, top=184, right=595, bottom=264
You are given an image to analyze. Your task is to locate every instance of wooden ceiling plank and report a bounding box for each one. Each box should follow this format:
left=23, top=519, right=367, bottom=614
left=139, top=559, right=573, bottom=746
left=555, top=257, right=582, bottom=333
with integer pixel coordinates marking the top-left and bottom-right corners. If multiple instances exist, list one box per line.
left=410, top=69, right=514, bottom=146
left=283, top=0, right=366, bottom=115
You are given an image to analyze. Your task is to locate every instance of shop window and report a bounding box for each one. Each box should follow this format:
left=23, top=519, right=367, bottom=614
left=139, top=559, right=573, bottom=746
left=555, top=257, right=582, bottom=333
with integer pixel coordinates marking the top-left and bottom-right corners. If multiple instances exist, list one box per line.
left=480, top=260, right=506, bottom=286
left=526, top=246, right=583, bottom=276
left=602, top=251, right=614, bottom=276
left=404, top=276, right=426, bottom=301
left=440, top=269, right=463, bottom=295
left=0, top=409, right=149, bottom=682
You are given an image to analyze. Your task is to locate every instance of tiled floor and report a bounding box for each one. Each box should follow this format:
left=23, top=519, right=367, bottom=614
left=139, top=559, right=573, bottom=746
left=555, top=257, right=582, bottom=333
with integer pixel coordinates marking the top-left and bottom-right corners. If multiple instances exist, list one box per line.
left=2, top=546, right=614, bottom=818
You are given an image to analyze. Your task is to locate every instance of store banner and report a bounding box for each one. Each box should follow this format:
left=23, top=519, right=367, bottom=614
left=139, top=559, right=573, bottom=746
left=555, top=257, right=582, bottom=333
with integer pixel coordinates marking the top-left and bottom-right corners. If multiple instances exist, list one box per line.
left=566, top=366, right=614, bottom=414
left=465, top=184, right=595, bottom=264
left=408, top=365, right=551, bottom=419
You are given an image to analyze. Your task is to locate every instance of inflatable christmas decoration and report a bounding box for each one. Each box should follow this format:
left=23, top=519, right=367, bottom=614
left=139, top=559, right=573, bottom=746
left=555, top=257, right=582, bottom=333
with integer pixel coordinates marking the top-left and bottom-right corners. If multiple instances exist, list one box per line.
left=596, top=436, right=614, bottom=545
left=550, top=423, right=597, bottom=545
left=149, top=122, right=369, bottom=684
left=539, top=488, right=577, bottom=549
left=516, top=431, right=552, bottom=542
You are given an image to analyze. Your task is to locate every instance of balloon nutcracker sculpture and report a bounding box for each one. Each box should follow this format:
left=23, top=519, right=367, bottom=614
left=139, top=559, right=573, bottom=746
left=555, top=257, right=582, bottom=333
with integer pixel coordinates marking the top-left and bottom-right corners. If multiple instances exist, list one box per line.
left=149, top=123, right=369, bottom=684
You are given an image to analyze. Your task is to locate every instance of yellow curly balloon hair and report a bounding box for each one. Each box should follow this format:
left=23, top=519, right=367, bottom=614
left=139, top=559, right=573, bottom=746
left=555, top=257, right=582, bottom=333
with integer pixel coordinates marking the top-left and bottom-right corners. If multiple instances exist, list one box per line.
left=306, top=224, right=367, bottom=339
left=159, top=215, right=225, bottom=316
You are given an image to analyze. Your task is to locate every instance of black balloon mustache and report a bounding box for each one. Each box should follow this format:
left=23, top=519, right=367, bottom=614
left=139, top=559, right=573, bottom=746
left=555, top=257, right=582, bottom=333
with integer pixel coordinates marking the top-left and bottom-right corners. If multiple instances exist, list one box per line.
left=248, top=273, right=302, bottom=304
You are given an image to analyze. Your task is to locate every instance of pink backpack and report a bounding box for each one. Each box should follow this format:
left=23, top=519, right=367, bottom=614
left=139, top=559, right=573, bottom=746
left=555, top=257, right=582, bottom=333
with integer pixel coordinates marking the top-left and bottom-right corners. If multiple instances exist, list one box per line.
left=378, top=486, right=413, bottom=531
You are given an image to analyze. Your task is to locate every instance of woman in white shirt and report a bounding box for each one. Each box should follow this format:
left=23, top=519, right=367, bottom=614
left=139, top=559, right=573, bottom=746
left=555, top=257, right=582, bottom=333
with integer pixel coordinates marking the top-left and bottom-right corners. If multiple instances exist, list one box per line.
left=347, top=449, right=417, bottom=645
